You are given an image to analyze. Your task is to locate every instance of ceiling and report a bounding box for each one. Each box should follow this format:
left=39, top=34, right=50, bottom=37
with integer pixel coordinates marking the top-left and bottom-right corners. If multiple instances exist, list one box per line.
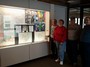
left=38, top=0, right=90, bottom=6
left=69, top=7, right=90, bottom=17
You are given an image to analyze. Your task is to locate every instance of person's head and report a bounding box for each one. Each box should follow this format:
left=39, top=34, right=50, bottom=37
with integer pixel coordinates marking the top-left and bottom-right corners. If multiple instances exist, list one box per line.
left=70, top=17, right=75, bottom=24
left=84, top=16, right=90, bottom=25
left=58, top=19, right=64, bottom=27
left=51, top=19, right=57, bottom=26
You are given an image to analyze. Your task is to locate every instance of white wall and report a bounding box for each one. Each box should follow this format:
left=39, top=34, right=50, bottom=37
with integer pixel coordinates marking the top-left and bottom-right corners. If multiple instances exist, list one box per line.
left=50, top=4, right=55, bottom=19
left=0, top=0, right=50, bottom=11
left=29, top=0, right=50, bottom=11
left=49, top=4, right=67, bottom=26
left=0, top=0, right=29, bottom=8
left=54, top=5, right=67, bottom=26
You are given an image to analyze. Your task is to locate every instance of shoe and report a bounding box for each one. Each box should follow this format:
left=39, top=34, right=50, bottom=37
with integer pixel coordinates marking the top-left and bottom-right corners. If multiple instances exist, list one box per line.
left=60, top=61, right=63, bottom=65
left=55, top=59, right=59, bottom=62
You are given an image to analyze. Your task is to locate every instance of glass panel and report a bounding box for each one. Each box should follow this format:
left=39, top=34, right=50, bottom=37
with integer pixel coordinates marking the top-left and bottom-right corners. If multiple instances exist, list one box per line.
left=0, top=5, right=50, bottom=47
left=0, top=6, right=25, bottom=47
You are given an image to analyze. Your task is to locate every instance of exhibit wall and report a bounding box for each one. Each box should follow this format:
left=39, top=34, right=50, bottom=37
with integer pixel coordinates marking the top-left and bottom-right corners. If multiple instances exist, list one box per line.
left=0, top=0, right=50, bottom=11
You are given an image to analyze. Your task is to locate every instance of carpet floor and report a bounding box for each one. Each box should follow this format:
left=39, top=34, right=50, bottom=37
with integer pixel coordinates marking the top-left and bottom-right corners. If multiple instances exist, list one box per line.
left=9, top=55, right=82, bottom=67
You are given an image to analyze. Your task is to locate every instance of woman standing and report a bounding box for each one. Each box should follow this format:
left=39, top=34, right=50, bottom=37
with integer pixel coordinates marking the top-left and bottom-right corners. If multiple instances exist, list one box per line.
left=50, top=19, right=57, bottom=59
left=80, top=16, right=90, bottom=67
left=53, top=19, right=67, bottom=65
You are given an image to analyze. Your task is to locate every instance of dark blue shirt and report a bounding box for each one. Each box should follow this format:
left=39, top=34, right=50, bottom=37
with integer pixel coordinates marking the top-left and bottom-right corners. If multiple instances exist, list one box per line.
left=80, top=25, right=90, bottom=43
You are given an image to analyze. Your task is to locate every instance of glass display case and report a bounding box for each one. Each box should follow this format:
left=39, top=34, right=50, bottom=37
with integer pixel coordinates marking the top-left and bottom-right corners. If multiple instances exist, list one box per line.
left=0, top=5, right=50, bottom=47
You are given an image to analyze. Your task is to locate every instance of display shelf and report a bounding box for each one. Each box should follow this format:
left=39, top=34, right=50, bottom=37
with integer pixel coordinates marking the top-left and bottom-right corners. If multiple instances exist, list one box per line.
left=0, top=41, right=47, bottom=49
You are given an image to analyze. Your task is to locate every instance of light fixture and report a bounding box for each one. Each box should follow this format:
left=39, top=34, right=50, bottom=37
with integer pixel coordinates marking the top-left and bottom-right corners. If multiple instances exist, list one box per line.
left=67, top=0, right=76, bottom=3
left=67, top=0, right=79, bottom=4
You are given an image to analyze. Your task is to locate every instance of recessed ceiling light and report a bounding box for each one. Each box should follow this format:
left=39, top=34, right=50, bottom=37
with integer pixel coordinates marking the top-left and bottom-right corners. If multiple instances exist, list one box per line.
left=67, top=0, right=76, bottom=3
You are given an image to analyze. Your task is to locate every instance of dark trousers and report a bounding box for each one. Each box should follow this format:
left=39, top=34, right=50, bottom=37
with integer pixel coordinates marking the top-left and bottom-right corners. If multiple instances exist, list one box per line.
left=80, top=42, right=90, bottom=67
left=67, top=40, right=78, bottom=64
left=50, top=37, right=57, bottom=59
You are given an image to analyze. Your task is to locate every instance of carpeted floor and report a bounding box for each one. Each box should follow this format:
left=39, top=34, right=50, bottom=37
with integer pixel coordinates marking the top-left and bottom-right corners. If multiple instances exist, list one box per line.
left=9, top=55, right=82, bottom=67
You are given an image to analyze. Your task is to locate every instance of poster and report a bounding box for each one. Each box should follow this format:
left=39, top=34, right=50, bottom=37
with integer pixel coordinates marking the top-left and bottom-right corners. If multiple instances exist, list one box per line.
left=34, top=23, right=45, bottom=31
left=25, top=9, right=45, bottom=24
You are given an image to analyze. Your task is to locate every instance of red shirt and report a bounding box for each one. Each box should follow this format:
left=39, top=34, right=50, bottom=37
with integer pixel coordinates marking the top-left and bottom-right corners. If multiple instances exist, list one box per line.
left=53, top=26, right=67, bottom=43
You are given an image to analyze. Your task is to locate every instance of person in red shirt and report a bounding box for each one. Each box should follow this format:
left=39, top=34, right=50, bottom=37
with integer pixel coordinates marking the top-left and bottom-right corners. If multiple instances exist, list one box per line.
left=53, top=19, right=67, bottom=65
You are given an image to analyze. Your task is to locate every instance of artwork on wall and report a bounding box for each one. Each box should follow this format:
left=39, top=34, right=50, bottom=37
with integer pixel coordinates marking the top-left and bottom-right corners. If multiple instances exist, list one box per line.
left=34, top=23, right=45, bottom=31
left=25, top=9, right=45, bottom=24
left=25, top=9, right=37, bottom=24
left=25, top=9, right=46, bottom=32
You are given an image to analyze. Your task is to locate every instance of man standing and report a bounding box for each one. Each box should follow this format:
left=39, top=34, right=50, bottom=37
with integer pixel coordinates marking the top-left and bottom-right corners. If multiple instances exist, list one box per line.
left=67, top=17, right=81, bottom=66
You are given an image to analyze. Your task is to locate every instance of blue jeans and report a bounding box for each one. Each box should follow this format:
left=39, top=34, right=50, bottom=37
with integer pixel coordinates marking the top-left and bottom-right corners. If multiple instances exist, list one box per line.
left=55, top=41, right=66, bottom=61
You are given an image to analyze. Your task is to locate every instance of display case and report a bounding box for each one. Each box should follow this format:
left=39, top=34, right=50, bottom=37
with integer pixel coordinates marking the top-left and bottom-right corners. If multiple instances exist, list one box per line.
left=0, top=5, right=50, bottom=47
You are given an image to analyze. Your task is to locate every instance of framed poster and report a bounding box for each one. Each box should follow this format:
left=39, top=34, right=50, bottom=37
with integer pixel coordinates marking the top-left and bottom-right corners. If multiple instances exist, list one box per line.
left=34, top=23, right=45, bottom=32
